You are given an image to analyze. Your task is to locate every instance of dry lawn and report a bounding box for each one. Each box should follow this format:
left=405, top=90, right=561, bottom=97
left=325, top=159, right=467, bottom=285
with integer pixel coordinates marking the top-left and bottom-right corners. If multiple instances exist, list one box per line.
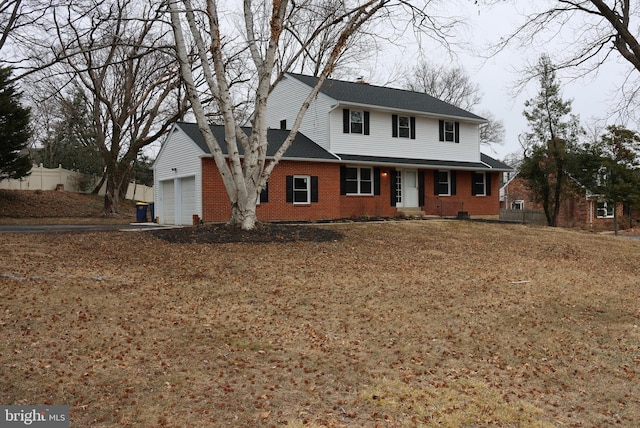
left=1, top=220, right=639, bottom=427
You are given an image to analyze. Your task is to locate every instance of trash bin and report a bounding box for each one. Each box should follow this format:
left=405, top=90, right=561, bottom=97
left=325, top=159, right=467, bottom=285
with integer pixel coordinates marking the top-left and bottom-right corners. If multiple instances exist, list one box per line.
left=148, top=202, right=155, bottom=223
left=135, top=202, right=149, bottom=222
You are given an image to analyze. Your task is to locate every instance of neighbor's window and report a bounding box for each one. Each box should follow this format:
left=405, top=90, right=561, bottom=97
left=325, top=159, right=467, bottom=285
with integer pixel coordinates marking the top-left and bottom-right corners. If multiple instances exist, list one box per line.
left=472, top=172, right=487, bottom=196
left=596, top=201, right=614, bottom=218
left=293, top=175, right=311, bottom=204
left=345, top=166, right=373, bottom=195
left=436, top=171, right=451, bottom=196
left=511, top=200, right=524, bottom=210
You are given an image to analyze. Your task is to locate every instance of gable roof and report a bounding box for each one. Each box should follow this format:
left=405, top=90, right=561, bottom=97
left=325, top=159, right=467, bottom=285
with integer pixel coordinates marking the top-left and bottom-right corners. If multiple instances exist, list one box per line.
left=287, top=73, right=486, bottom=122
left=174, top=122, right=339, bottom=161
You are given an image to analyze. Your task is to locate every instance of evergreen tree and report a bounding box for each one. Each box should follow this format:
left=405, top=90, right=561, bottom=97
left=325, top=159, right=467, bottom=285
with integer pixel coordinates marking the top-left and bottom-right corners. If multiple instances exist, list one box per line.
left=0, top=66, right=31, bottom=181
left=575, top=126, right=640, bottom=234
left=519, top=55, right=582, bottom=227
left=40, top=89, right=103, bottom=190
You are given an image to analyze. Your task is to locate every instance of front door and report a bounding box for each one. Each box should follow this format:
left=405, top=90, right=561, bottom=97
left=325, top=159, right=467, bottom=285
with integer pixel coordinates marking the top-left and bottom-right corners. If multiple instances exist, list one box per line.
left=403, top=170, right=419, bottom=208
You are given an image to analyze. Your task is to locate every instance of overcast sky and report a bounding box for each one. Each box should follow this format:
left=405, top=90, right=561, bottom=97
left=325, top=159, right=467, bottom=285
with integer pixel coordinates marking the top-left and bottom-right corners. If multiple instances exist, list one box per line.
left=361, top=1, right=636, bottom=162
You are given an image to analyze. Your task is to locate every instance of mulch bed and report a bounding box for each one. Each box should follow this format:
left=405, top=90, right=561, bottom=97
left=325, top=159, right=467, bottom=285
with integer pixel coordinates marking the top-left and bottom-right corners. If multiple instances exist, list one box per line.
left=151, top=222, right=344, bottom=243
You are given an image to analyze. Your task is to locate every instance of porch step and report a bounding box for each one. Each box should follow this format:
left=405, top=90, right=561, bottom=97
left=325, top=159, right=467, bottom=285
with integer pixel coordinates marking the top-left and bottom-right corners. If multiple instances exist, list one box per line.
left=397, top=207, right=425, bottom=218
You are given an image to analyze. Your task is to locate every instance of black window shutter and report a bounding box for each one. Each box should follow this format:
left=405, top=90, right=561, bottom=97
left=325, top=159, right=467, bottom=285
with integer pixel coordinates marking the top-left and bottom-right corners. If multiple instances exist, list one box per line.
left=364, top=111, right=370, bottom=135
left=374, top=168, right=381, bottom=195
left=454, top=122, right=460, bottom=143
left=471, top=172, right=478, bottom=196
left=392, top=115, right=398, bottom=137
left=410, top=117, right=416, bottom=139
left=486, top=173, right=492, bottom=196
left=311, top=176, right=319, bottom=202
left=340, top=165, right=347, bottom=195
left=390, top=170, right=397, bottom=206
left=433, top=170, right=439, bottom=195
left=451, top=171, right=457, bottom=195
left=280, top=120, right=286, bottom=130
left=260, top=182, right=269, bottom=203
left=286, top=175, right=293, bottom=203
left=439, top=120, right=444, bottom=141
left=418, top=170, right=425, bottom=206
left=343, top=109, right=350, bottom=133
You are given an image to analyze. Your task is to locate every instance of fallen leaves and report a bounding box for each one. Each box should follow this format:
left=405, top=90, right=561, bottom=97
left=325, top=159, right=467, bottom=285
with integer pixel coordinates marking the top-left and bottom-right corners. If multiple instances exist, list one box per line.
left=1, top=221, right=640, bottom=426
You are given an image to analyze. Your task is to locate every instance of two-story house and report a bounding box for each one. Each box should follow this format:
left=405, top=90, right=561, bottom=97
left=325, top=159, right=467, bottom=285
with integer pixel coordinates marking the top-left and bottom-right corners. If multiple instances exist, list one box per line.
left=153, top=73, right=512, bottom=225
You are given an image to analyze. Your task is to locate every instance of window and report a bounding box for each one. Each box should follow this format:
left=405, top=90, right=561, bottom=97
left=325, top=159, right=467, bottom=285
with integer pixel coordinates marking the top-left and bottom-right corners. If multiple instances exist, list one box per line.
left=471, top=172, right=491, bottom=196
left=436, top=171, right=450, bottom=195
left=439, top=120, right=460, bottom=143
left=511, top=200, right=524, bottom=210
left=293, top=176, right=310, bottom=204
left=343, top=109, right=370, bottom=135
left=286, top=176, right=318, bottom=204
left=596, top=201, right=614, bottom=218
left=344, top=166, right=373, bottom=195
left=350, top=110, right=363, bottom=134
left=434, top=170, right=456, bottom=196
left=472, top=172, right=486, bottom=196
left=392, top=115, right=415, bottom=139
left=395, top=172, right=402, bottom=204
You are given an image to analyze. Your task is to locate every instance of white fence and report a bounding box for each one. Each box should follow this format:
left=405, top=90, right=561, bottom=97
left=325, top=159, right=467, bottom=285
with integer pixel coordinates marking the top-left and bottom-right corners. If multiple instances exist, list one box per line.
left=0, top=164, right=154, bottom=202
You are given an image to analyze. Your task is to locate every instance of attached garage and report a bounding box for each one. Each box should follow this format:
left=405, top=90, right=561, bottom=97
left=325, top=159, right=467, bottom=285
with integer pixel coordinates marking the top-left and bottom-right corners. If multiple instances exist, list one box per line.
left=161, top=179, right=175, bottom=224
left=179, top=176, right=196, bottom=225
left=158, top=176, right=197, bottom=226
left=153, top=124, right=205, bottom=225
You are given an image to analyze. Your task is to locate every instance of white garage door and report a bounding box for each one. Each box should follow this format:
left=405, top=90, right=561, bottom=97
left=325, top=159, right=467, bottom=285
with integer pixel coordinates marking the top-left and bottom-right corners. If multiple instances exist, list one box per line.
left=180, top=176, right=196, bottom=225
left=162, top=180, right=175, bottom=224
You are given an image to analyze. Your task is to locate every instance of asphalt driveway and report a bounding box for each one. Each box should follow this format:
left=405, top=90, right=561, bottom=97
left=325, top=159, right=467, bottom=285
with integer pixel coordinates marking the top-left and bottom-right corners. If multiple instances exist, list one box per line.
left=0, top=223, right=179, bottom=233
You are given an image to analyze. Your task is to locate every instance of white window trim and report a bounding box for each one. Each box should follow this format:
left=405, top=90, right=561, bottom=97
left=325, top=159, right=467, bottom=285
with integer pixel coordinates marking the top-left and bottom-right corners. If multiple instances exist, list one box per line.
left=437, top=170, right=451, bottom=196
left=511, top=200, right=524, bottom=210
left=346, top=166, right=374, bottom=196
left=444, top=121, right=456, bottom=142
left=293, top=175, right=311, bottom=205
left=350, top=110, right=364, bottom=134
left=596, top=201, right=615, bottom=218
left=473, top=172, right=487, bottom=196
left=398, top=116, right=410, bottom=138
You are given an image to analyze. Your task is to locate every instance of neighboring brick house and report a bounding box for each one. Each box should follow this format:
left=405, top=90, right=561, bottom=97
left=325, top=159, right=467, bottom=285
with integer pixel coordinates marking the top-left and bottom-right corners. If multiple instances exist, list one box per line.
left=153, top=73, right=512, bottom=225
left=501, top=174, right=627, bottom=231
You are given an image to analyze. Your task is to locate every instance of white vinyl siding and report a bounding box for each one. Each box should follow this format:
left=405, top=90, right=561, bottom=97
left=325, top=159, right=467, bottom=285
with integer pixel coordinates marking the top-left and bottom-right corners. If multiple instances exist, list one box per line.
left=328, top=109, right=480, bottom=163
left=153, top=126, right=204, bottom=225
left=266, top=75, right=334, bottom=150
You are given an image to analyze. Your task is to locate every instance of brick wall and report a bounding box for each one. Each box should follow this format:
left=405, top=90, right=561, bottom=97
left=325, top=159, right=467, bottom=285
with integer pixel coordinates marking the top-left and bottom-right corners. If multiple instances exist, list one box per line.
left=423, top=171, right=500, bottom=217
left=202, top=159, right=503, bottom=222
left=502, top=176, right=627, bottom=231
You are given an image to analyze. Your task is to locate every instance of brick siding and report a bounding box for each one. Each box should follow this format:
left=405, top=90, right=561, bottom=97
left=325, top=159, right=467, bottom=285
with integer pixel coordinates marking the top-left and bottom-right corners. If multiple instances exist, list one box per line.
left=202, top=159, right=501, bottom=222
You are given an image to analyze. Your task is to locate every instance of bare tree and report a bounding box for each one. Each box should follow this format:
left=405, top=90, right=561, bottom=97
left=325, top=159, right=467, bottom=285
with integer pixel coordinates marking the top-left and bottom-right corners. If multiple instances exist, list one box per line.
left=24, top=0, right=188, bottom=214
left=493, top=0, right=640, bottom=118
left=168, top=0, right=461, bottom=230
left=403, top=59, right=504, bottom=146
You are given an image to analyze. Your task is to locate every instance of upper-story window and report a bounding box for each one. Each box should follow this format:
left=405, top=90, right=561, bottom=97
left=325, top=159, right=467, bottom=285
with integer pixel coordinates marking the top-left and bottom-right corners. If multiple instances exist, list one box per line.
left=343, top=108, right=370, bottom=135
left=392, top=115, right=415, bottom=139
left=439, top=120, right=460, bottom=143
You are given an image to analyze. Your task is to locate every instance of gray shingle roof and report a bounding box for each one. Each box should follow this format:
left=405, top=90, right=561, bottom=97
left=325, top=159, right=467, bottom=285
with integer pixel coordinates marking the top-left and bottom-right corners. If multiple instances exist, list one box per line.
left=337, top=153, right=512, bottom=171
left=287, top=73, right=486, bottom=122
left=175, top=122, right=338, bottom=161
